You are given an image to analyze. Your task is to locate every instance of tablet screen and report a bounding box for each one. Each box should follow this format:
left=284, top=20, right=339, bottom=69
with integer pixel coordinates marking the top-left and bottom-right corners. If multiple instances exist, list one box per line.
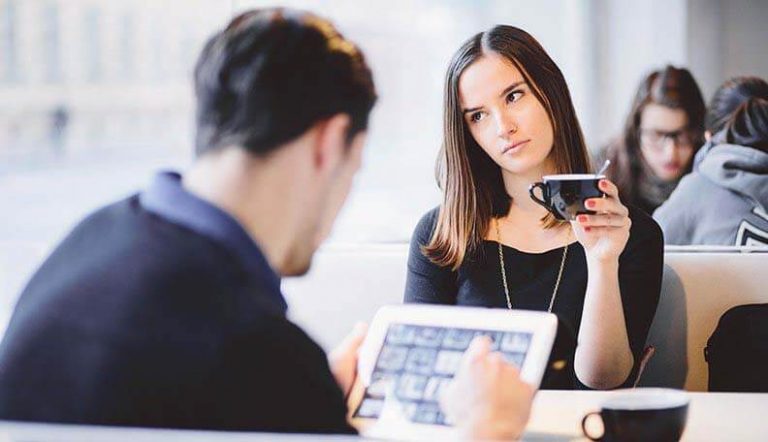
left=352, top=323, right=532, bottom=426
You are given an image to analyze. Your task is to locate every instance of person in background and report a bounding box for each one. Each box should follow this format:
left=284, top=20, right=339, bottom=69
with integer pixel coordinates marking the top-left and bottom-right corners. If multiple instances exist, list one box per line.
left=49, top=105, right=69, bottom=155
left=405, top=25, right=663, bottom=390
left=599, top=66, right=706, bottom=214
left=654, top=77, right=768, bottom=246
left=0, top=9, right=533, bottom=439
left=695, top=76, right=768, bottom=161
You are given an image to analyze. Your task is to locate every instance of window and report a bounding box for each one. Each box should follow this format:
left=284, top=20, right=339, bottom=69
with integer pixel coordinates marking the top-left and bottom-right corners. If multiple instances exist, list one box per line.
left=0, top=0, right=230, bottom=327
left=83, top=6, right=102, bottom=82
left=1, top=0, right=19, bottom=83
left=42, top=1, right=61, bottom=83
left=4, top=0, right=761, bottom=329
left=235, top=0, right=596, bottom=242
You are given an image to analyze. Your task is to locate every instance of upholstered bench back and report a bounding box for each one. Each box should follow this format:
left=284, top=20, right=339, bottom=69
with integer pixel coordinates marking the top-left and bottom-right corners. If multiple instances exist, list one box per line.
left=283, top=245, right=768, bottom=392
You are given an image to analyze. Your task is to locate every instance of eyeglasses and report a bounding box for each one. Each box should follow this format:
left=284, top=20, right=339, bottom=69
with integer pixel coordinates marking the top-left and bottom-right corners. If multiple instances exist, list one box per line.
left=639, top=128, right=696, bottom=151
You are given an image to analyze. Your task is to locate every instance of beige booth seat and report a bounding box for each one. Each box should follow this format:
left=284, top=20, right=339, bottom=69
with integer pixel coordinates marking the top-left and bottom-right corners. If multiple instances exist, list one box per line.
left=639, top=248, right=768, bottom=391
left=282, top=244, right=768, bottom=391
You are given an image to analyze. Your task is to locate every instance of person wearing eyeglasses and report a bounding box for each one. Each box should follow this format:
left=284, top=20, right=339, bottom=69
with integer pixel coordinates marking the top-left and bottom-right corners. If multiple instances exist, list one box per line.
left=598, top=66, right=706, bottom=215
left=654, top=77, right=768, bottom=246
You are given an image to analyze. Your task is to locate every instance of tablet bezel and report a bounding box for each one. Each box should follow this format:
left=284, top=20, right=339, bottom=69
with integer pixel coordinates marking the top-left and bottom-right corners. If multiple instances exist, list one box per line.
left=346, top=304, right=558, bottom=439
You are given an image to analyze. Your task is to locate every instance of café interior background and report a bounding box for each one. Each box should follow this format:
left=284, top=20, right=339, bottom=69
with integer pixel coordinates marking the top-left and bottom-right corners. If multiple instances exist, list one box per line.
left=1, top=0, right=767, bottom=332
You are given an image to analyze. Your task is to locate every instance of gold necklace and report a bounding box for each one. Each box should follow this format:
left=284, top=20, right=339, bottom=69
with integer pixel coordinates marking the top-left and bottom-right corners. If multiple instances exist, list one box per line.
left=495, top=218, right=569, bottom=313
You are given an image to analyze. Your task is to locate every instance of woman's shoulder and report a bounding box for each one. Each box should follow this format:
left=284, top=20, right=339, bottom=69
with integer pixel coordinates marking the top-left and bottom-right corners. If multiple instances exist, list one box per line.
left=626, top=203, right=664, bottom=248
left=412, top=206, right=441, bottom=243
left=407, top=206, right=458, bottom=278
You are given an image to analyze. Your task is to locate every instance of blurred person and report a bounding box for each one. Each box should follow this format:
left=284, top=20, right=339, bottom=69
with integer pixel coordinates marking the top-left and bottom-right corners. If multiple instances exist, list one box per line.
left=404, top=25, right=663, bottom=390
left=599, top=66, right=706, bottom=214
left=654, top=77, right=768, bottom=246
left=0, top=9, right=533, bottom=439
left=49, top=105, right=69, bottom=155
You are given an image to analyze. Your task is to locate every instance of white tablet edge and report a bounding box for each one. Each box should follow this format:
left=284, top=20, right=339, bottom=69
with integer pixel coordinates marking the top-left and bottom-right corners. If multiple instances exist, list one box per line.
left=347, top=304, right=558, bottom=439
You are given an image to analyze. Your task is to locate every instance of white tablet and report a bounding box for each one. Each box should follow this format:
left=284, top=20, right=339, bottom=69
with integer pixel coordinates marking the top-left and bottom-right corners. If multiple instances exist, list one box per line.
left=347, top=304, right=557, bottom=441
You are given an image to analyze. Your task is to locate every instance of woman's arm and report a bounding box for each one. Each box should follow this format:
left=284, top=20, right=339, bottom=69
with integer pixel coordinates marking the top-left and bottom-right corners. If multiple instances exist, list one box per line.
left=576, top=257, right=634, bottom=389
left=403, top=208, right=458, bottom=304
left=570, top=179, right=645, bottom=389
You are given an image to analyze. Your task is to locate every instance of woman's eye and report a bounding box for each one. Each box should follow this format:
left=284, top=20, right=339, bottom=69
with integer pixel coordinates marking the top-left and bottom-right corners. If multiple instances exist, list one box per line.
left=507, top=91, right=523, bottom=103
left=470, top=112, right=485, bottom=123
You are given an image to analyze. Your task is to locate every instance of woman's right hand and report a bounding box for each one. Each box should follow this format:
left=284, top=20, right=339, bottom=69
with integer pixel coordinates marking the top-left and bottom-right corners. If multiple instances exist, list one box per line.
left=440, top=336, right=535, bottom=440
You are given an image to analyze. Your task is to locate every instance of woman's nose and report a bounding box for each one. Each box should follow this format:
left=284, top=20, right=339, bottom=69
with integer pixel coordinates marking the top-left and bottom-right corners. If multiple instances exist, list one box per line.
left=495, top=111, right=518, bottom=138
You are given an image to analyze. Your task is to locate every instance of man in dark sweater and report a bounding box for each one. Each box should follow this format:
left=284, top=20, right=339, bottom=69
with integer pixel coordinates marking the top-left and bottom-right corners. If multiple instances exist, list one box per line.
left=0, top=8, right=534, bottom=439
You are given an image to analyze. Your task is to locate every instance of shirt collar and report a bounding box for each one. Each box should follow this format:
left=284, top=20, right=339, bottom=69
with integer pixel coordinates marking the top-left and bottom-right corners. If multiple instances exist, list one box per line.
left=139, top=171, right=286, bottom=314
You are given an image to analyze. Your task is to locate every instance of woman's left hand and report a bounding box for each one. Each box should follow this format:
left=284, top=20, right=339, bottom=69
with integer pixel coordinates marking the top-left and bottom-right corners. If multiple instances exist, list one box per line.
left=570, top=179, right=631, bottom=263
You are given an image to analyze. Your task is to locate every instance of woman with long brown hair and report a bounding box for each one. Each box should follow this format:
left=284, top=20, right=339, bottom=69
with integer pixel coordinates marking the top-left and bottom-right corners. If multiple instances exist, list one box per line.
left=404, top=26, right=663, bottom=390
left=601, top=66, right=706, bottom=214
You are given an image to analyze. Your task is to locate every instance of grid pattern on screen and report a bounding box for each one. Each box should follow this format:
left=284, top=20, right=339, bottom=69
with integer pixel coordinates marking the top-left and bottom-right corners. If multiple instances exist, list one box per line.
left=353, top=324, right=532, bottom=426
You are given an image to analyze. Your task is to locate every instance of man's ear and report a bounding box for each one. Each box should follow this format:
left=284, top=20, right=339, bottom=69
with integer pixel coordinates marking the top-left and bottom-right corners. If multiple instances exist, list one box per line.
left=704, top=130, right=712, bottom=142
left=312, top=113, right=351, bottom=173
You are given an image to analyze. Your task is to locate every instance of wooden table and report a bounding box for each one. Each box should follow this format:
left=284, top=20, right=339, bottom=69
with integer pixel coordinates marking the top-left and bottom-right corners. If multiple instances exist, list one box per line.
left=525, top=390, right=768, bottom=441
left=0, top=391, right=765, bottom=441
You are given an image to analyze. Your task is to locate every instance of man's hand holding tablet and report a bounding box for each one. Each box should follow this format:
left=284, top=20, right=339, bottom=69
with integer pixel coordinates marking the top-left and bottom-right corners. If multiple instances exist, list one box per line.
left=344, top=305, right=557, bottom=440
left=329, top=322, right=369, bottom=397
left=441, top=335, right=534, bottom=440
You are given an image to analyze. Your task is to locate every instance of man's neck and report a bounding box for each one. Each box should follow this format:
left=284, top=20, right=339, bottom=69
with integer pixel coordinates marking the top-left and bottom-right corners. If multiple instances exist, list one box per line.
left=182, top=147, right=296, bottom=273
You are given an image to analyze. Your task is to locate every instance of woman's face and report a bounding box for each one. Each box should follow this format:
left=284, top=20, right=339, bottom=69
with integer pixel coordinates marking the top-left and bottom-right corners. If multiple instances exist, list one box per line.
left=458, top=53, right=555, bottom=178
left=638, top=103, right=696, bottom=181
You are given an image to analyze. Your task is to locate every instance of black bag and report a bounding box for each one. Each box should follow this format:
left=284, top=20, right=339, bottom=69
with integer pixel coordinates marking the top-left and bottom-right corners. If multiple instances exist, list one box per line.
left=705, top=304, right=768, bottom=392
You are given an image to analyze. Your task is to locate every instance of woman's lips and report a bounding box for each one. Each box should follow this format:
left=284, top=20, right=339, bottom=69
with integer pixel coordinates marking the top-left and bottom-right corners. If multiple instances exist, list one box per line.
left=502, top=139, right=530, bottom=154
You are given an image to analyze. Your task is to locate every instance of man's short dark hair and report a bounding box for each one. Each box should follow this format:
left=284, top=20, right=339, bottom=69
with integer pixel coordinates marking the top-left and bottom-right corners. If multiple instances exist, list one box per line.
left=193, top=8, right=377, bottom=157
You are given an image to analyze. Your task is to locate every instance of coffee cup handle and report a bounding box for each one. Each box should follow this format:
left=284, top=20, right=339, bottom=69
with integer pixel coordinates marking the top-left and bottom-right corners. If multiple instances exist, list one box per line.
left=528, top=182, right=551, bottom=211
left=581, top=411, right=604, bottom=441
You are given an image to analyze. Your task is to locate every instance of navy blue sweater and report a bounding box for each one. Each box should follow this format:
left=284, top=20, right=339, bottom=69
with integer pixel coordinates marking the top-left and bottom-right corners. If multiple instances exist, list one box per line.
left=0, top=196, right=353, bottom=433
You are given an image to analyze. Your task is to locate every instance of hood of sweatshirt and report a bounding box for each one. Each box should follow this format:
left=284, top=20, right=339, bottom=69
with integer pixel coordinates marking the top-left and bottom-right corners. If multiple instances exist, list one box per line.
left=698, top=142, right=768, bottom=209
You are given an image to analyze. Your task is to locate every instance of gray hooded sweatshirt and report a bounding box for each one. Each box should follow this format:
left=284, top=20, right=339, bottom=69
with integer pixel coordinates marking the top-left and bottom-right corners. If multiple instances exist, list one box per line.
left=653, top=140, right=768, bottom=246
